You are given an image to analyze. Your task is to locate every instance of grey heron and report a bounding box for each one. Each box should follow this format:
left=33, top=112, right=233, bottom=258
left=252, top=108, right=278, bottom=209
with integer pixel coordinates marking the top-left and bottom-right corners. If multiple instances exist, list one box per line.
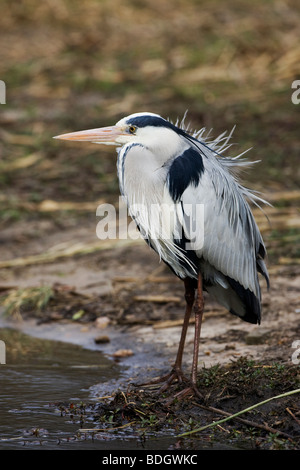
left=54, top=112, right=269, bottom=397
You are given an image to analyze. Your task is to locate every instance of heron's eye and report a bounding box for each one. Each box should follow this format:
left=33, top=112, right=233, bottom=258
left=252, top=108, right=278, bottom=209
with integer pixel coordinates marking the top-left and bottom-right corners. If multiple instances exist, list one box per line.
left=128, top=125, right=137, bottom=134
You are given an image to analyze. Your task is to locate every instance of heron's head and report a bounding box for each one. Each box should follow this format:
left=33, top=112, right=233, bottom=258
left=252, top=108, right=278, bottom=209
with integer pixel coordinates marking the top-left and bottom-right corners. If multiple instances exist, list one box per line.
left=54, top=112, right=189, bottom=155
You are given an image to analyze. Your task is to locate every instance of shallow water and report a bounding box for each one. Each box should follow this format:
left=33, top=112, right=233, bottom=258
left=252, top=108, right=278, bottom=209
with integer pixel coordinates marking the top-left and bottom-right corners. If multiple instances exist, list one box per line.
left=0, top=327, right=203, bottom=451
left=0, top=327, right=244, bottom=451
left=0, top=327, right=124, bottom=449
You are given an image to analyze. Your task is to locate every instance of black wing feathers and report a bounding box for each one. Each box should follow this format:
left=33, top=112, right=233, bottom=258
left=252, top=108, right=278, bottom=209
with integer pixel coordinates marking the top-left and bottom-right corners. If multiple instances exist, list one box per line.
left=167, top=148, right=204, bottom=202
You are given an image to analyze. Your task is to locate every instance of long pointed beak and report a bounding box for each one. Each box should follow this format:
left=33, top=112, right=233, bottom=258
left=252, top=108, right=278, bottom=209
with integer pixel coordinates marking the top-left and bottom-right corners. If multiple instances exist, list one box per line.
left=53, top=126, right=124, bottom=145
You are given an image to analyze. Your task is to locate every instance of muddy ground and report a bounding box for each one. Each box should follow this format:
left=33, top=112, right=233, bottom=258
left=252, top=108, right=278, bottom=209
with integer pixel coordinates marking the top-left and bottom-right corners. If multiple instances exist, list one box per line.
left=0, top=211, right=299, bottom=450
left=0, top=0, right=299, bottom=451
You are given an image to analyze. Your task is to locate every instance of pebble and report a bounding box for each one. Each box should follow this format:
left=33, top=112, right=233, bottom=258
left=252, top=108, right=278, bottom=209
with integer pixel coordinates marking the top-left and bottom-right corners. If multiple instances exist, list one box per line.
left=112, top=349, right=134, bottom=358
left=95, top=316, right=111, bottom=329
left=94, top=335, right=110, bottom=344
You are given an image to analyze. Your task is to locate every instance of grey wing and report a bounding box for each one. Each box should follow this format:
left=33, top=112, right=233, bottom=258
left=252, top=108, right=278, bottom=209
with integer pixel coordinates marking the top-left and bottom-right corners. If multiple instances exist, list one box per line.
left=178, top=167, right=269, bottom=299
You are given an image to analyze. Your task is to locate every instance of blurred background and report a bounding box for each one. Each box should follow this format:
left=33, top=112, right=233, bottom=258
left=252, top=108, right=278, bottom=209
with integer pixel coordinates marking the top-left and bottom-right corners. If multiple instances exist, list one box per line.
left=0, top=0, right=299, bottom=304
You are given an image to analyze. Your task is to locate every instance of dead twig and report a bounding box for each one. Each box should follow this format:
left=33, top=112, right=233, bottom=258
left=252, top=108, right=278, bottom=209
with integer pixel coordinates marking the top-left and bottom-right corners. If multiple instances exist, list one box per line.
left=153, top=318, right=195, bottom=329
left=178, top=389, right=300, bottom=438
left=286, top=407, right=300, bottom=426
left=78, top=421, right=135, bottom=433
left=133, top=295, right=181, bottom=303
left=191, top=403, right=292, bottom=439
left=0, top=239, right=141, bottom=269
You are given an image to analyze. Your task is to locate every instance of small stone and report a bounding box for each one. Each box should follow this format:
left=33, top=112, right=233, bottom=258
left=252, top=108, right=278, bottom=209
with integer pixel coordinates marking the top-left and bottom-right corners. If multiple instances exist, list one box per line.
left=94, top=335, right=110, bottom=344
left=245, top=328, right=271, bottom=345
left=112, top=349, right=134, bottom=358
left=95, top=316, right=110, bottom=329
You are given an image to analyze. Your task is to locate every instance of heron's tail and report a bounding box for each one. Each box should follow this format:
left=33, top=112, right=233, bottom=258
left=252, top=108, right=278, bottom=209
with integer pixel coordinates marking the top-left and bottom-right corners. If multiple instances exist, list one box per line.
left=206, top=276, right=261, bottom=325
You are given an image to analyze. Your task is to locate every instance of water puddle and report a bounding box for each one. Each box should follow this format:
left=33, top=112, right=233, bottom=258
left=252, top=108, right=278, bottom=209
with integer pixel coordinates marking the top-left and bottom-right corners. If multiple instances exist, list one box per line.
left=0, top=326, right=241, bottom=450
left=0, top=327, right=123, bottom=449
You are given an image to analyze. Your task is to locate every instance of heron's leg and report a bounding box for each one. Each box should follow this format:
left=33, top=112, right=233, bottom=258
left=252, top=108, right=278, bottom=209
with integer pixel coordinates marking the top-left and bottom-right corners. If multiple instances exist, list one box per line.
left=172, top=278, right=195, bottom=374
left=156, top=278, right=195, bottom=391
left=172, top=273, right=204, bottom=400
left=138, top=278, right=195, bottom=389
left=191, top=273, right=204, bottom=386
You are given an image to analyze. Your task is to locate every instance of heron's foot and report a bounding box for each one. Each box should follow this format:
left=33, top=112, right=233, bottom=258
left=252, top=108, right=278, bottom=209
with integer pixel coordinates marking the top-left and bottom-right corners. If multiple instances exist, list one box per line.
left=138, top=366, right=188, bottom=393
left=157, top=380, right=203, bottom=406
left=138, top=367, right=203, bottom=402
left=171, top=382, right=203, bottom=402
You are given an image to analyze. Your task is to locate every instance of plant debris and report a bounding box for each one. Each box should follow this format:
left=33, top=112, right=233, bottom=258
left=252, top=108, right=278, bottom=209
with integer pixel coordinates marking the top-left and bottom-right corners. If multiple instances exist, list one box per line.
left=55, top=358, right=300, bottom=450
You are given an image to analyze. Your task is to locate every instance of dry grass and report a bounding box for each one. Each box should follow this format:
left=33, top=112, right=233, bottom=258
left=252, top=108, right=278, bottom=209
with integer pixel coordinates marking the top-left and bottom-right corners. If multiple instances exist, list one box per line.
left=1, top=286, right=53, bottom=319
left=0, top=3, right=299, bottom=205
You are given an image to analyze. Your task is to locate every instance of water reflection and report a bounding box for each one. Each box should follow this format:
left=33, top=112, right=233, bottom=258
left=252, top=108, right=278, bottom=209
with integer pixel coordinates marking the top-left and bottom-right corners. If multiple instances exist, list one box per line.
left=0, top=327, right=242, bottom=451
left=0, top=328, right=120, bottom=449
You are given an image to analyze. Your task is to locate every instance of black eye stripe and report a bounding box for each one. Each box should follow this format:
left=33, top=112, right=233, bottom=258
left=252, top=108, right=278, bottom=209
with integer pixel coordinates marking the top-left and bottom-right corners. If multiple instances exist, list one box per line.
left=127, top=115, right=167, bottom=128
left=127, top=115, right=188, bottom=138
